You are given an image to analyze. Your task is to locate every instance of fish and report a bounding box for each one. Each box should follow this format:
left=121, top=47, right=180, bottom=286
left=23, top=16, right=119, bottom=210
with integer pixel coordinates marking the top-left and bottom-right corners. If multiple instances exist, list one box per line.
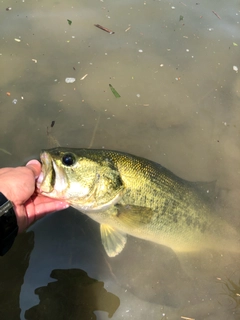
left=37, top=147, right=239, bottom=257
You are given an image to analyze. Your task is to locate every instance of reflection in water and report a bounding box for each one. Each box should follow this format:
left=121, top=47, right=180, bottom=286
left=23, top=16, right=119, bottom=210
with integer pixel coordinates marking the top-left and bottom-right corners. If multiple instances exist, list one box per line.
left=25, top=268, right=120, bottom=320
left=218, top=276, right=240, bottom=312
left=0, top=232, right=34, bottom=320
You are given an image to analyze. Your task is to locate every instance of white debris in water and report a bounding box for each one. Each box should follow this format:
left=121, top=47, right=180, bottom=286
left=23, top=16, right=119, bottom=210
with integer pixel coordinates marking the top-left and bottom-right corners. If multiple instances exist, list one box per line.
left=138, top=49, right=143, bottom=53
left=80, top=74, right=88, bottom=80
left=136, top=94, right=140, bottom=98
left=65, top=77, right=76, bottom=83
left=171, top=6, right=175, bottom=9
left=233, top=65, right=238, bottom=73
left=12, top=99, right=17, bottom=104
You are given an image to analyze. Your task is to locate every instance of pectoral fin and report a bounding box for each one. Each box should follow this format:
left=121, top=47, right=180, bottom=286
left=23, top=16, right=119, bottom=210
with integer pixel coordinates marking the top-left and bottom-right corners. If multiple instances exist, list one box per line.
left=115, top=204, right=154, bottom=227
left=100, top=224, right=127, bottom=257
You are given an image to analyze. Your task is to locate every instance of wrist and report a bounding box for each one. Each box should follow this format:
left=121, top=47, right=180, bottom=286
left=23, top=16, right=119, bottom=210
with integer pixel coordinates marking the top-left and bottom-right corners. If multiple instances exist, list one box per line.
left=0, top=187, right=12, bottom=203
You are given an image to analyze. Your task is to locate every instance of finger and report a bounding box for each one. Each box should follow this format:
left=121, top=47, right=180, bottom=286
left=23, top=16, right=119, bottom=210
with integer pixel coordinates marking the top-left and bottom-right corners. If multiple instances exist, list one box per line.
left=26, top=160, right=41, bottom=178
left=34, top=200, right=69, bottom=219
left=25, top=197, right=69, bottom=226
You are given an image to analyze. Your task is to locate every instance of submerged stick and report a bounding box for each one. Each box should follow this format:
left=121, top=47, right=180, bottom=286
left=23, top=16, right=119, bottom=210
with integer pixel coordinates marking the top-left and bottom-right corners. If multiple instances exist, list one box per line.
left=88, top=114, right=100, bottom=149
left=0, top=148, right=12, bottom=155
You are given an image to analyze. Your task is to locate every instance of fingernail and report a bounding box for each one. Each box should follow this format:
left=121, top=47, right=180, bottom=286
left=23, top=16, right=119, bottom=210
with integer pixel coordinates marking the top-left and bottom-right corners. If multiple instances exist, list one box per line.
left=26, top=159, right=40, bottom=166
left=26, top=160, right=41, bottom=178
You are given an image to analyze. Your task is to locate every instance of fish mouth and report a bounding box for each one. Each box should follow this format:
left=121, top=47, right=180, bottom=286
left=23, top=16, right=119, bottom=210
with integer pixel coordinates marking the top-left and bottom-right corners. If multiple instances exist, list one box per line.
left=37, top=151, right=55, bottom=193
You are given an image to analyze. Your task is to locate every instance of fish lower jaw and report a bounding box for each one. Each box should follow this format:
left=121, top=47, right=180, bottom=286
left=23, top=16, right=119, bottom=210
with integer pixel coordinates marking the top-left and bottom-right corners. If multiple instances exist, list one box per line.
left=71, top=204, right=98, bottom=213
left=71, top=203, right=110, bottom=214
left=38, top=185, right=53, bottom=194
left=37, top=188, right=67, bottom=201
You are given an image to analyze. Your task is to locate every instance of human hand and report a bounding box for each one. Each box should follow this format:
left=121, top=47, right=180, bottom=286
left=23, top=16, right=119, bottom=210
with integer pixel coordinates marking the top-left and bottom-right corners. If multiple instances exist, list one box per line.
left=0, top=160, right=69, bottom=232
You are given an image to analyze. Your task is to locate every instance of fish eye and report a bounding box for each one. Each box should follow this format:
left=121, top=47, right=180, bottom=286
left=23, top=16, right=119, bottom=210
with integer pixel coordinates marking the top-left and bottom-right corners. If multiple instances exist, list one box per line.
left=62, top=153, right=76, bottom=166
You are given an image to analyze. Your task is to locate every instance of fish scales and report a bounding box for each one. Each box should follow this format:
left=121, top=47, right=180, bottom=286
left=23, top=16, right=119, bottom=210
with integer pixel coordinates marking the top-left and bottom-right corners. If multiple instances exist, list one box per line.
left=94, top=150, right=212, bottom=239
left=37, top=147, right=239, bottom=257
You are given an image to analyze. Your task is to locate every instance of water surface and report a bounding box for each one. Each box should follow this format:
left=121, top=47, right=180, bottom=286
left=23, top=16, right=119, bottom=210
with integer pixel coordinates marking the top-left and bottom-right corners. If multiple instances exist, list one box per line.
left=0, top=0, right=240, bottom=319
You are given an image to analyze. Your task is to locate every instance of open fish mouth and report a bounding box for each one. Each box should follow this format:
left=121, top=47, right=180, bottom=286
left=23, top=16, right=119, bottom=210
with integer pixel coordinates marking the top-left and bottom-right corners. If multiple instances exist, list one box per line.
left=37, top=151, right=55, bottom=193
left=37, top=150, right=69, bottom=199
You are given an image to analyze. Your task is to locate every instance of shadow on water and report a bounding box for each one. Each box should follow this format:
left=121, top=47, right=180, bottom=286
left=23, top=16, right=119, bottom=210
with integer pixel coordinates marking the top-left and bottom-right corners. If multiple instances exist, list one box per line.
left=24, top=269, right=120, bottom=320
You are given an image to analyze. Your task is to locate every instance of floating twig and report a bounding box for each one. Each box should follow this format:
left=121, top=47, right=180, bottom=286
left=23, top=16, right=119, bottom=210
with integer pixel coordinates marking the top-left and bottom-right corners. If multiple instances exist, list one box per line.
left=80, top=74, right=88, bottom=80
left=212, top=10, right=221, bottom=19
left=94, top=24, right=115, bottom=34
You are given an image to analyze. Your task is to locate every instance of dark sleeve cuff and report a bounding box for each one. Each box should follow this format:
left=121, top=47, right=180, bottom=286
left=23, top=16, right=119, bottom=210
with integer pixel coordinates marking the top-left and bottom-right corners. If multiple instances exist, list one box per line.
left=0, top=205, right=19, bottom=256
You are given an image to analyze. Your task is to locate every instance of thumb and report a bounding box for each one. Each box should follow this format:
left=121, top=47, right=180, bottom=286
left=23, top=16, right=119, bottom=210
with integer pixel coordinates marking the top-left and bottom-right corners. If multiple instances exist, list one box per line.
left=26, top=160, right=41, bottom=178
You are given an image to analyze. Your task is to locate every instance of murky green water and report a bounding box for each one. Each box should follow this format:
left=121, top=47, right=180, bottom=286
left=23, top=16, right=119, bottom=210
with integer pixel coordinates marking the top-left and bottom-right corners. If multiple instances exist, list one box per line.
left=0, top=0, right=240, bottom=319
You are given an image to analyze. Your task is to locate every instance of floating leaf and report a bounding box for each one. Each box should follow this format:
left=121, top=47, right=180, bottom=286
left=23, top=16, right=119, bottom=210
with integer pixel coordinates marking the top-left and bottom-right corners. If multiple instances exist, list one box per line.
left=67, top=19, right=72, bottom=25
left=233, top=42, right=238, bottom=46
left=109, top=84, right=121, bottom=98
left=179, top=15, right=184, bottom=21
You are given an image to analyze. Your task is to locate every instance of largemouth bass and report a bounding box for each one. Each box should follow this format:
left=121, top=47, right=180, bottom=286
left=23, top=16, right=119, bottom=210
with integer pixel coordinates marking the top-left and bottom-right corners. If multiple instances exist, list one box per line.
left=37, top=147, right=239, bottom=257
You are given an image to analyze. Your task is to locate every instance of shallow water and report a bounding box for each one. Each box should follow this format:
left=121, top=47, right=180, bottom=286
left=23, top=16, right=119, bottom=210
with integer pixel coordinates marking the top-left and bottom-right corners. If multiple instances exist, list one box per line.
left=0, top=0, right=240, bottom=319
